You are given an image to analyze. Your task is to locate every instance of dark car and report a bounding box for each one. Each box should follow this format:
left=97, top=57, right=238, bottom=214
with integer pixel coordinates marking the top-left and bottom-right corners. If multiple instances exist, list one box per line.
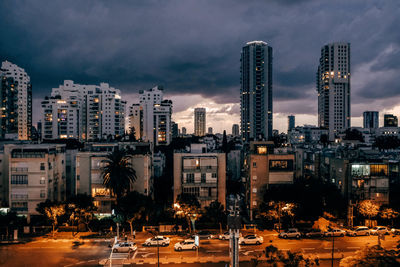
left=304, top=229, right=324, bottom=238
left=195, top=231, right=214, bottom=240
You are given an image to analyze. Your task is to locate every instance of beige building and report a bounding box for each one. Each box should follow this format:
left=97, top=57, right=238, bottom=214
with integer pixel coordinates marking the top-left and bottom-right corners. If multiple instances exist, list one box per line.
left=173, top=144, right=226, bottom=208
left=246, top=141, right=295, bottom=219
left=76, top=143, right=153, bottom=214
left=4, top=144, right=66, bottom=217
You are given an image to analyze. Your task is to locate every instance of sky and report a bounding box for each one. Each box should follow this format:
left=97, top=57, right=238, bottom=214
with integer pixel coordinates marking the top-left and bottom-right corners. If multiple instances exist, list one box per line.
left=0, top=0, right=399, bottom=134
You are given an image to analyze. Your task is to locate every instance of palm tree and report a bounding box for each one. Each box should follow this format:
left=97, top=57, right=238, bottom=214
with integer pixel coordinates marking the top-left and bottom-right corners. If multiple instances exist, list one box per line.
left=101, top=149, right=137, bottom=201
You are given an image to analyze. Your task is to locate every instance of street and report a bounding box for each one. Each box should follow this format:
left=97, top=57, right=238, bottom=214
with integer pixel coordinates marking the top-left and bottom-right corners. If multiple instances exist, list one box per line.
left=0, top=232, right=398, bottom=267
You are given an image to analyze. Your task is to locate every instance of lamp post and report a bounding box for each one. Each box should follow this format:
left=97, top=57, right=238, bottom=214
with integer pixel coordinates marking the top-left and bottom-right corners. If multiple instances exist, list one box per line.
left=149, top=230, right=160, bottom=267
left=331, top=233, right=334, bottom=267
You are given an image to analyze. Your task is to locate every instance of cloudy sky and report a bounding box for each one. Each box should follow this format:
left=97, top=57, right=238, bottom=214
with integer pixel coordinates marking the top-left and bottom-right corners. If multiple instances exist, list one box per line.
left=1, top=0, right=399, bottom=133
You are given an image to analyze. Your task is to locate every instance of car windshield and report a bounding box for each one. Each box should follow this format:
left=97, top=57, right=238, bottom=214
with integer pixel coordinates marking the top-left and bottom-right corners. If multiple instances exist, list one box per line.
left=372, top=227, right=378, bottom=230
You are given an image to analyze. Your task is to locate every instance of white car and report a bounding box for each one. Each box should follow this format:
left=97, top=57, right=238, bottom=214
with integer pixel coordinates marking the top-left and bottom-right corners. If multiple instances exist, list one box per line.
left=143, top=236, right=170, bottom=247
left=174, top=239, right=198, bottom=251
left=219, top=231, right=230, bottom=240
left=112, top=242, right=137, bottom=253
left=370, top=226, right=389, bottom=235
left=239, top=234, right=263, bottom=245
left=324, top=229, right=346, bottom=237
left=279, top=228, right=301, bottom=239
left=347, top=226, right=370, bottom=236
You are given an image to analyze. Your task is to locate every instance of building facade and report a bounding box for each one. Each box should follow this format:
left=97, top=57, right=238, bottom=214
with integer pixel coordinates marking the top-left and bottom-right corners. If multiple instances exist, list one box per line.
left=240, top=41, right=273, bottom=142
left=5, top=144, right=66, bottom=217
left=317, top=43, right=351, bottom=141
left=363, top=111, right=379, bottom=129
left=246, top=141, right=295, bottom=219
left=173, top=144, right=226, bottom=208
left=384, top=114, right=398, bottom=127
left=0, top=61, right=32, bottom=140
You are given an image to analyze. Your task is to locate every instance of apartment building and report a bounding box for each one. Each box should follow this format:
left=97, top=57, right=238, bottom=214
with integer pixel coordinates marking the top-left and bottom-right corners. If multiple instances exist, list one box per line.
left=41, top=80, right=126, bottom=141
left=4, top=144, right=66, bottom=218
left=246, top=141, right=295, bottom=219
left=173, top=144, right=226, bottom=208
left=0, top=61, right=32, bottom=140
left=76, top=142, right=153, bottom=214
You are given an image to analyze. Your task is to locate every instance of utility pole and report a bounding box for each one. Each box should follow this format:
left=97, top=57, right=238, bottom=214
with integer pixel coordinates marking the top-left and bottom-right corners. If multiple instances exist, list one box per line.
left=228, top=196, right=241, bottom=267
left=331, top=234, right=334, bottom=267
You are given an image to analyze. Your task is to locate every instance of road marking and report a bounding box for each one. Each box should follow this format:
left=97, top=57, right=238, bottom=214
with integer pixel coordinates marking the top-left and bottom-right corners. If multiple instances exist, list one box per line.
left=132, top=250, right=139, bottom=259
left=206, top=250, right=223, bottom=253
left=302, top=248, right=315, bottom=250
left=347, top=246, right=360, bottom=249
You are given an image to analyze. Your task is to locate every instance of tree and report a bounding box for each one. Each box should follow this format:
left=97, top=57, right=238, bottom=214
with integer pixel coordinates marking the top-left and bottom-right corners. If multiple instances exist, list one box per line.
left=358, top=200, right=380, bottom=227
left=380, top=208, right=399, bottom=227
left=374, top=135, right=400, bottom=150
left=203, top=201, right=226, bottom=229
left=45, top=204, right=65, bottom=237
left=340, top=245, right=398, bottom=267
left=174, top=193, right=201, bottom=233
left=221, top=130, right=228, bottom=152
left=343, top=128, right=364, bottom=142
left=101, top=149, right=137, bottom=201
left=118, top=191, right=152, bottom=236
left=67, top=194, right=97, bottom=232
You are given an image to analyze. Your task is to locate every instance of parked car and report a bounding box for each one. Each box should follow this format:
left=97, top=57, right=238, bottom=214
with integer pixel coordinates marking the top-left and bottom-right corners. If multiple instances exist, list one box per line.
left=347, top=226, right=370, bottom=236
left=219, top=231, right=230, bottom=240
left=112, top=242, right=137, bottom=253
left=324, top=229, right=346, bottom=237
left=370, top=226, right=389, bottom=235
left=143, top=236, right=170, bottom=247
left=304, top=229, right=324, bottom=238
left=239, top=234, right=263, bottom=245
left=391, top=228, right=400, bottom=235
left=174, top=239, right=198, bottom=251
left=279, top=228, right=301, bottom=239
left=196, top=231, right=214, bottom=240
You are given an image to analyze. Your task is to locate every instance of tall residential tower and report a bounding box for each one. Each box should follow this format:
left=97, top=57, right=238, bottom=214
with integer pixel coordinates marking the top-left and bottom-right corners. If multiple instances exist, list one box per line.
left=194, top=107, right=206, bottom=136
left=0, top=61, right=32, bottom=140
left=317, top=43, right=351, bottom=141
left=240, top=41, right=273, bottom=142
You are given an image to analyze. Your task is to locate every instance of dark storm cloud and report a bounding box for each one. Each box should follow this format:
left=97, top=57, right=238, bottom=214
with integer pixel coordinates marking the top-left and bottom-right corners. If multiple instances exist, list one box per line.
left=0, top=0, right=399, bottom=117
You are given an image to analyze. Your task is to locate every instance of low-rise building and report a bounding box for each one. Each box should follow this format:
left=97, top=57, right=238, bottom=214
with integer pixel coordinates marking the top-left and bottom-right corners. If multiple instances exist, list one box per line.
left=4, top=144, right=66, bottom=218
left=246, top=141, right=295, bottom=220
left=76, top=142, right=153, bottom=214
left=173, top=144, right=226, bottom=208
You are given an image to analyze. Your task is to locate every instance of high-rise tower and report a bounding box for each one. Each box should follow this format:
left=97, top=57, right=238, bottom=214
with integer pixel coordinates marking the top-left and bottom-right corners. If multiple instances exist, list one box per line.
left=240, top=41, right=273, bottom=142
left=194, top=108, right=206, bottom=136
left=0, top=61, right=32, bottom=140
left=317, top=43, right=351, bottom=141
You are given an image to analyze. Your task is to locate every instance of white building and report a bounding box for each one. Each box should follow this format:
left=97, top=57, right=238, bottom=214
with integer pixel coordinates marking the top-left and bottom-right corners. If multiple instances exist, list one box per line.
left=41, top=80, right=126, bottom=141
left=317, top=43, right=351, bottom=141
left=129, top=86, right=172, bottom=146
left=1, top=61, right=32, bottom=140
left=128, top=104, right=143, bottom=140
left=5, top=144, right=66, bottom=217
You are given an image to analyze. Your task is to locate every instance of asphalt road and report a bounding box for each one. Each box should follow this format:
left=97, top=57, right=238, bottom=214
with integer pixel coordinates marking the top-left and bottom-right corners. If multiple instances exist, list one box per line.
left=0, top=233, right=398, bottom=267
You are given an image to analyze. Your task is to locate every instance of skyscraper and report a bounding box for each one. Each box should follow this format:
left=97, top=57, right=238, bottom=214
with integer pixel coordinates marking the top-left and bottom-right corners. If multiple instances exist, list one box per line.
left=172, top=121, right=179, bottom=138
left=0, top=61, right=32, bottom=140
left=363, top=111, right=379, bottom=129
left=194, top=107, right=206, bottom=136
left=182, top=127, right=187, bottom=135
left=384, top=114, right=398, bottom=127
left=288, top=115, right=295, bottom=133
left=317, top=42, right=351, bottom=141
left=208, top=127, right=213, bottom=135
left=240, top=41, right=273, bottom=142
left=232, top=124, right=239, bottom=136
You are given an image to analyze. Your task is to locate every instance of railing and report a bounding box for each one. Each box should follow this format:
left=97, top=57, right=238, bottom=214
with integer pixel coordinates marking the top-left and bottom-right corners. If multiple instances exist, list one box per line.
left=11, top=167, right=28, bottom=172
